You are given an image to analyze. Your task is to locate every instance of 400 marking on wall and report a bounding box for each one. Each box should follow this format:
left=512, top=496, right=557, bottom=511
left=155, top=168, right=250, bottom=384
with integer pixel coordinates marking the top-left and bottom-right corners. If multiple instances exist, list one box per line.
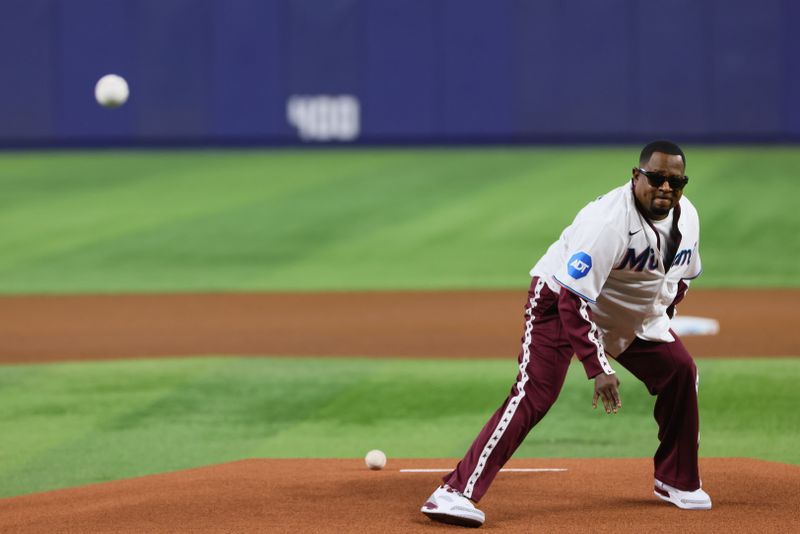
left=287, top=95, right=360, bottom=142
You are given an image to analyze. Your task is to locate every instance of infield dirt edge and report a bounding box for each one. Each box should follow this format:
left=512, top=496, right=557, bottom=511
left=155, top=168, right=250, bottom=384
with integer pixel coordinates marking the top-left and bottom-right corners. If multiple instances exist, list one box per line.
left=1, top=288, right=797, bottom=364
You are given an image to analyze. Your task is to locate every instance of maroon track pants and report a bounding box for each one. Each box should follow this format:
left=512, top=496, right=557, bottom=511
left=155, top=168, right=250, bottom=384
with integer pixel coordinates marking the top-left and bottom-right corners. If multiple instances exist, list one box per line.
left=443, top=278, right=701, bottom=502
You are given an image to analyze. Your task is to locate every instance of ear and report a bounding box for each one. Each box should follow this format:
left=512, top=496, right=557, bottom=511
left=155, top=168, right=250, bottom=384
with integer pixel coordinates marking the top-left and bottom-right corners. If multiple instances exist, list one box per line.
left=631, top=167, right=639, bottom=181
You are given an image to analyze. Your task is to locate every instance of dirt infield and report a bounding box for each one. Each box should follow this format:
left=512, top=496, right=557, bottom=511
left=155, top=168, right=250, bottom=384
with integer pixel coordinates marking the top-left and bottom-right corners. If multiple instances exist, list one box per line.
left=0, top=288, right=797, bottom=364
left=0, top=458, right=797, bottom=533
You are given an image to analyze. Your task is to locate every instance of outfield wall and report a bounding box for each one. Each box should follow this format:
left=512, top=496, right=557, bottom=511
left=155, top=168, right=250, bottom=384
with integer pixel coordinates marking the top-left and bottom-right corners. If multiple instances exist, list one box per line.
left=1, top=0, right=798, bottom=146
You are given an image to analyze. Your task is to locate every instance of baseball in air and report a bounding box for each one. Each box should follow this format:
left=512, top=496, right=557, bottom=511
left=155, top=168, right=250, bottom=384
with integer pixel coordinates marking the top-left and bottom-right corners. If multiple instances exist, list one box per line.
left=365, top=449, right=387, bottom=470
left=94, top=74, right=129, bottom=108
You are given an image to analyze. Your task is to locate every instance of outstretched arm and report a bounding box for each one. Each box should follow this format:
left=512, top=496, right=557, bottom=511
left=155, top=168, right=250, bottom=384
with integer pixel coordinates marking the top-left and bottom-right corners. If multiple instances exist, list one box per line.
left=557, top=288, right=621, bottom=414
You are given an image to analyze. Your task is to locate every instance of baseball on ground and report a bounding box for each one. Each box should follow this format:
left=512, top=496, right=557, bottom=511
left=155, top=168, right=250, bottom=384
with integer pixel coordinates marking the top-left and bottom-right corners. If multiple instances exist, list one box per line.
left=364, top=449, right=387, bottom=470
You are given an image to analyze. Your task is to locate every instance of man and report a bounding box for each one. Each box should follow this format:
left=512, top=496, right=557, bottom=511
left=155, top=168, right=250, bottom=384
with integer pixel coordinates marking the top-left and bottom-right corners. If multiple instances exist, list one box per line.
left=421, top=140, right=711, bottom=528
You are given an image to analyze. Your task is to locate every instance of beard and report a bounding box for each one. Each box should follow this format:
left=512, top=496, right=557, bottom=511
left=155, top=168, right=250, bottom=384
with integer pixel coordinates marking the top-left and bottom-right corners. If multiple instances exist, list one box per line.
left=650, top=204, right=670, bottom=216
left=649, top=197, right=673, bottom=218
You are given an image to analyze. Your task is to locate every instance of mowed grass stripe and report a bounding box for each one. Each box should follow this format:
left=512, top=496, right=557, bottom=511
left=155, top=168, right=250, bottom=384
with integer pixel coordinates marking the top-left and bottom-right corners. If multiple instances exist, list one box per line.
left=0, top=151, right=391, bottom=287
left=0, top=147, right=798, bottom=293
left=0, top=359, right=210, bottom=494
left=0, top=356, right=797, bottom=497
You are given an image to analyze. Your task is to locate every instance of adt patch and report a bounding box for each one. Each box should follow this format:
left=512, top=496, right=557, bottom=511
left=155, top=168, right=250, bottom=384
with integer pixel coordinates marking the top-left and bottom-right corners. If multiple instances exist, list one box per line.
left=567, top=252, right=592, bottom=279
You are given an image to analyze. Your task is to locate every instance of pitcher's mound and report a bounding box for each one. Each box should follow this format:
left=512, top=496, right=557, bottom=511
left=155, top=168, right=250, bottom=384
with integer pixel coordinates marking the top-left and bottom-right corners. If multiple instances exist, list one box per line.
left=1, top=458, right=798, bottom=533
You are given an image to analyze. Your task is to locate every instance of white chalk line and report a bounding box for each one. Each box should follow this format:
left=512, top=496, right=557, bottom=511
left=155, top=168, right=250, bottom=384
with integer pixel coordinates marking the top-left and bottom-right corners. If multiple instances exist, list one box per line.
left=400, top=468, right=567, bottom=473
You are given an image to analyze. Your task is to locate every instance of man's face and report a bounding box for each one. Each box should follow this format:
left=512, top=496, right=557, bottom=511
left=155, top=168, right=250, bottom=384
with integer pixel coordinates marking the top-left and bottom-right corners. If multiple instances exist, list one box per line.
left=632, top=152, right=686, bottom=220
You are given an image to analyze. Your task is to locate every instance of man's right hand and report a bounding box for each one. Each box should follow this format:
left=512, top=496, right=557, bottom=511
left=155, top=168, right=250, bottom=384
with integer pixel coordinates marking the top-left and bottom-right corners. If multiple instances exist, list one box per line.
left=593, top=373, right=621, bottom=414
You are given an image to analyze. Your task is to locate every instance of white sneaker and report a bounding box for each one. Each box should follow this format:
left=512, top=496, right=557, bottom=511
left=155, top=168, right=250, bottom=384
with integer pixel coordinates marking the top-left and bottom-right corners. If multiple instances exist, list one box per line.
left=421, top=485, right=485, bottom=528
left=654, top=479, right=712, bottom=510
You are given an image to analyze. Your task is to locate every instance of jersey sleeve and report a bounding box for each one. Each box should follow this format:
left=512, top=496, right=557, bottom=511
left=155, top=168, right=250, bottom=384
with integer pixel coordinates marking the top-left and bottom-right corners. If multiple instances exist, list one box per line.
left=552, top=221, right=627, bottom=303
left=557, top=289, right=616, bottom=378
left=680, top=199, right=702, bottom=280
left=683, top=240, right=702, bottom=280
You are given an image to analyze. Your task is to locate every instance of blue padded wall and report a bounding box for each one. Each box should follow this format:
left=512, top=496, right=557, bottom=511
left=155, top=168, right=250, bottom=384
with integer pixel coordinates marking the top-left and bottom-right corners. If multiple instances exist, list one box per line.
left=0, top=0, right=796, bottom=146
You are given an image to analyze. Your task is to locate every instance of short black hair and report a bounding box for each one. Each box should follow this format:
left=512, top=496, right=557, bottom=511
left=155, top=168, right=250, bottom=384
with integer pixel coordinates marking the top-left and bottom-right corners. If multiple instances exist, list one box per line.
left=639, top=140, right=686, bottom=168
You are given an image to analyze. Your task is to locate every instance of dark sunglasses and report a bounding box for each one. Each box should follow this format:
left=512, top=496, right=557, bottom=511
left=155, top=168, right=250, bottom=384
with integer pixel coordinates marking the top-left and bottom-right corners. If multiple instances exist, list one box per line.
left=637, top=168, right=689, bottom=190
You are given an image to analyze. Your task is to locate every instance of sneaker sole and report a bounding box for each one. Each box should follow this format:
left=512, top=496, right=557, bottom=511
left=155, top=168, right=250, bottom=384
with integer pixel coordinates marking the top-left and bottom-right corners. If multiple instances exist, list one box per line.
left=421, top=509, right=484, bottom=528
left=654, top=487, right=712, bottom=510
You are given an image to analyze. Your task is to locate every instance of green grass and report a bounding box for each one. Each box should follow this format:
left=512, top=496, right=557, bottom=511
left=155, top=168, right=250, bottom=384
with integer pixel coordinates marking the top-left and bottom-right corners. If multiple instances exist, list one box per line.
left=0, top=356, right=796, bottom=497
left=0, top=146, right=798, bottom=293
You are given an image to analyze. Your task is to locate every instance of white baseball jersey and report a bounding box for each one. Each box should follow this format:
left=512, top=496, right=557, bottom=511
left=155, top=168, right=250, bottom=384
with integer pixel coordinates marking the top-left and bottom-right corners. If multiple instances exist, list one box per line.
left=530, top=182, right=702, bottom=356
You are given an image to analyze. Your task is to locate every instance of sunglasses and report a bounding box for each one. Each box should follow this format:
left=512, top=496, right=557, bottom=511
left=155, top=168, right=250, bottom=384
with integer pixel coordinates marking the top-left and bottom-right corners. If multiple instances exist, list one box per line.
left=637, top=168, right=689, bottom=190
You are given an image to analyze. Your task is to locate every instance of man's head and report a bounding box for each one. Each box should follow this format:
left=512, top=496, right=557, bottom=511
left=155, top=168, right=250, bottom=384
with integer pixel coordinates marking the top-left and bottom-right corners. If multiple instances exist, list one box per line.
left=632, top=140, right=688, bottom=220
